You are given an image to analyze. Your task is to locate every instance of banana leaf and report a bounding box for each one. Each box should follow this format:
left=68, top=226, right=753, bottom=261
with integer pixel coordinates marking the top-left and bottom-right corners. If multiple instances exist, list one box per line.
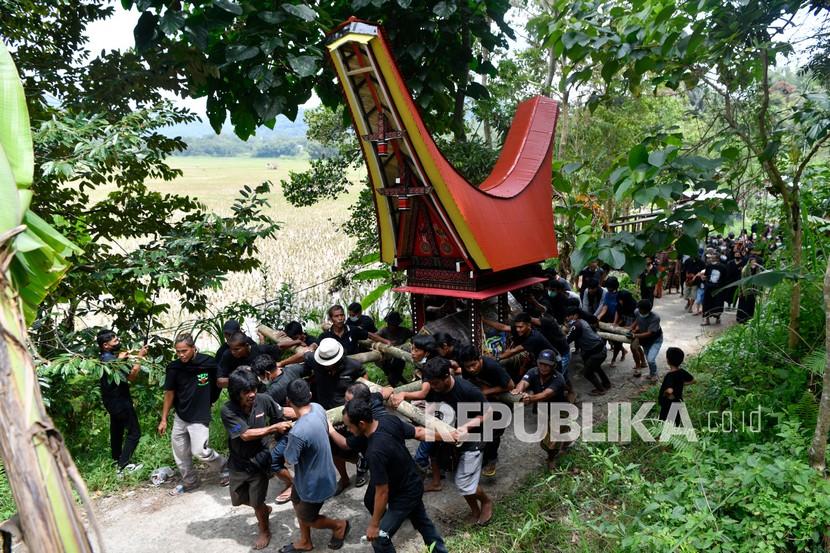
left=1, top=43, right=79, bottom=323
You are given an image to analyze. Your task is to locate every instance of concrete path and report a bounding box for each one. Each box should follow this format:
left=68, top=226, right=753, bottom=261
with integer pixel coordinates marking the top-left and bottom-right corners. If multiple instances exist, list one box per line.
left=93, top=293, right=734, bottom=553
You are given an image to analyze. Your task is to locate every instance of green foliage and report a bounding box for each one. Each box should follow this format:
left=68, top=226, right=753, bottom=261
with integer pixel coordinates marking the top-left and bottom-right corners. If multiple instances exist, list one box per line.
left=28, top=103, right=279, bottom=345
left=450, top=264, right=829, bottom=552
left=124, top=0, right=514, bottom=139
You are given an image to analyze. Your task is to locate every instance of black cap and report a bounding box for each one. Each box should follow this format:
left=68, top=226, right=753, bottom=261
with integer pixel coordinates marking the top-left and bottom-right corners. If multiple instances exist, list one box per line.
left=223, top=319, right=241, bottom=333
left=537, top=349, right=560, bottom=367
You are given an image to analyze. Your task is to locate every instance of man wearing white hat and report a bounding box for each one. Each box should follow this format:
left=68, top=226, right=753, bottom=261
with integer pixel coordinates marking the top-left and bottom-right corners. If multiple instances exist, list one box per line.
left=304, top=337, right=367, bottom=494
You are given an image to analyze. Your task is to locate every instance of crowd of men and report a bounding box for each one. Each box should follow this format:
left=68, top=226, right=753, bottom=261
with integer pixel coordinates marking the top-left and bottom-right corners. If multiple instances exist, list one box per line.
left=96, top=268, right=712, bottom=550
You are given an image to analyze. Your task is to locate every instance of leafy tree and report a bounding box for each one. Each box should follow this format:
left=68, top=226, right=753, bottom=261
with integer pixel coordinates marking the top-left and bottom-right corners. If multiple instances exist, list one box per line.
left=539, top=0, right=830, bottom=347
left=29, top=103, right=279, bottom=347
left=123, top=0, right=513, bottom=140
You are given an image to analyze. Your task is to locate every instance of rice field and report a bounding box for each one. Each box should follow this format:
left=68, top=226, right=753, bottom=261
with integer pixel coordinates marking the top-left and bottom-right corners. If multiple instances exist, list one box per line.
left=136, top=156, right=384, bottom=336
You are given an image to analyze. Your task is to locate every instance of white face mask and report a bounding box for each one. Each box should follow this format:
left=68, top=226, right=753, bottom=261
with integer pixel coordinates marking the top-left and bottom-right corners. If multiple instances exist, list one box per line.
left=348, top=316, right=359, bottom=322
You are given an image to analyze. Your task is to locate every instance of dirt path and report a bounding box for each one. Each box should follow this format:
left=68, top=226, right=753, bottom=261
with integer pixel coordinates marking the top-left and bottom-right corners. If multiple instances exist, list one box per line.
left=93, top=293, right=734, bottom=553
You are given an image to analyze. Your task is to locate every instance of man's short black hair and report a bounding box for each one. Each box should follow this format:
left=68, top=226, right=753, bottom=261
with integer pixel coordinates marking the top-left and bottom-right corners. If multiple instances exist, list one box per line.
left=174, top=333, right=195, bottom=347
left=347, top=302, right=363, bottom=314
left=227, top=332, right=250, bottom=346
left=346, top=381, right=371, bottom=402
left=585, top=278, right=599, bottom=290
left=344, top=398, right=374, bottom=425
left=637, top=299, right=653, bottom=313
left=421, top=357, right=451, bottom=381
left=412, top=335, right=437, bottom=355
left=96, top=329, right=116, bottom=349
left=513, top=312, right=532, bottom=324
left=287, top=379, right=312, bottom=407
left=328, top=304, right=344, bottom=319
left=432, top=331, right=457, bottom=348
left=251, top=355, right=276, bottom=378
left=455, top=344, right=481, bottom=365
left=604, top=276, right=619, bottom=291
left=666, top=347, right=685, bottom=367
left=384, top=311, right=402, bottom=326
left=566, top=306, right=581, bottom=317
left=222, top=319, right=241, bottom=334
left=548, top=278, right=566, bottom=291
left=283, top=321, right=304, bottom=338
left=228, top=368, right=259, bottom=403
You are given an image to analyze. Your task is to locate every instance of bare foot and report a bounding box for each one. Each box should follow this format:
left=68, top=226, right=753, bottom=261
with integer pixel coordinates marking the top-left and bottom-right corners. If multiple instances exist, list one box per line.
left=253, top=531, right=271, bottom=550
left=477, top=498, right=493, bottom=526
left=424, top=480, right=443, bottom=492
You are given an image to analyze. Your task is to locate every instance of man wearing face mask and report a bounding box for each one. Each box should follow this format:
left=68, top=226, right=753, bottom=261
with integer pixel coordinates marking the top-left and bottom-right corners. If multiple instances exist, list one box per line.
left=159, top=333, right=229, bottom=495
left=347, top=301, right=378, bottom=333
left=97, top=328, right=147, bottom=476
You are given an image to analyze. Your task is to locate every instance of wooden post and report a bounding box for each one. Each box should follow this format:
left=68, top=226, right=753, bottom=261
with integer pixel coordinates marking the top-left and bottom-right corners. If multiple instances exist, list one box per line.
left=470, top=299, right=483, bottom=351
left=497, top=293, right=509, bottom=324
left=411, top=294, right=425, bottom=332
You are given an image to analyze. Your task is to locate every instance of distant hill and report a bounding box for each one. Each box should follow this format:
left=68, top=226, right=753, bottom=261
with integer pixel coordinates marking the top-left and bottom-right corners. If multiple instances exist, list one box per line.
left=162, top=107, right=309, bottom=139
left=163, top=107, right=312, bottom=157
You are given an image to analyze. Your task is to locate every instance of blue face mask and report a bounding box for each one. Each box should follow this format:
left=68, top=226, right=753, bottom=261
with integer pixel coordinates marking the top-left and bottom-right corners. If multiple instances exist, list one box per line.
left=547, top=290, right=557, bottom=297
left=348, top=316, right=359, bottom=323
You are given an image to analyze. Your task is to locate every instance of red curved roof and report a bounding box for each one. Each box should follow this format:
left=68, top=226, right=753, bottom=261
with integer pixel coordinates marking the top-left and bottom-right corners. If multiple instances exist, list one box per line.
left=326, top=21, right=559, bottom=272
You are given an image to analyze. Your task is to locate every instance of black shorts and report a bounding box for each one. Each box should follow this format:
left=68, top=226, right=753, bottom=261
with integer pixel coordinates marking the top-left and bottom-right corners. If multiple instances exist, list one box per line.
left=229, top=469, right=269, bottom=507
left=291, top=487, right=324, bottom=523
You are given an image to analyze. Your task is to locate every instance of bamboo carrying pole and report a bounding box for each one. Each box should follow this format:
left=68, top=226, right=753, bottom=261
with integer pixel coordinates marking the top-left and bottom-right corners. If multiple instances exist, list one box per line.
left=326, top=379, right=455, bottom=439
left=257, top=325, right=416, bottom=364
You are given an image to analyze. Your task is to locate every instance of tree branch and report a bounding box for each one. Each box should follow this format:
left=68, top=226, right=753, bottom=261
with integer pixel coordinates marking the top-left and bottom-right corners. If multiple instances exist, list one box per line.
left=793, top=133, right=830, bottom=185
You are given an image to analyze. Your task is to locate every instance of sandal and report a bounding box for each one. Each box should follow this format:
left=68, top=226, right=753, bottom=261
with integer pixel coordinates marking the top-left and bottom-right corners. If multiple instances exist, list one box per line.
left=276, top=486, right=292, bottom=505
left=278, top=545, right=313, bottom=553
left=328, top=521, right=350, bottom=550
left=168, top=484, right=187, bottom=497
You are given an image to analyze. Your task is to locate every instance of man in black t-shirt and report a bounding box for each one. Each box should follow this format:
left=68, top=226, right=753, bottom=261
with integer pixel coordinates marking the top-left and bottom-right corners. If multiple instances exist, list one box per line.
left=456, top=345, right=514, bottom=477
left=341, top=400, right=448, bottom=553
left=320, top=304, right=369, bottom=356
left=485, top=312, right=554, bottom=381
left=512, top=349, right=570, bottom=469
left=221, top=369, right=292, bottom=550
left=159, top=333, right=228, bottom=493
left=217, top=332, right=281, bottom=388
left=214, top=319, right=256, bottom=364
left=96, top=328, right=147, bottom=475
left=415, top=357, right=494, bottom=526
left=347, top=301, right=378, bottom=333
left=306, top=338, right=367, bottom=492
left=376, top=311, right=414, bottom=386
left=578, top=260, right=605, bottom=294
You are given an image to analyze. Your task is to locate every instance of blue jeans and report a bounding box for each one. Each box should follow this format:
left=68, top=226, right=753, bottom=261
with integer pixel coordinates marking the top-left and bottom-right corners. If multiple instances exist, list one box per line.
left=644, top=337, right=663, bottom=377
left=371, top=498, right=448, bottom=553
left=414, top=441, right=433, bottom=469
left=560, top=351, right=571, bottom=381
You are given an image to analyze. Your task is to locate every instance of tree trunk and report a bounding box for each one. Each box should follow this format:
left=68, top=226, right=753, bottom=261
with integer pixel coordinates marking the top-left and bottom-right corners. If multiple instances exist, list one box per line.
left=788, top=191, right=802, bottom=349
left=0, top=261, right=99, bottom=551
left=808, top=256, right=830, bottom=471
left=556, top=88, right=570, bottom=160
left=451, top=23, right=471, bottom=142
